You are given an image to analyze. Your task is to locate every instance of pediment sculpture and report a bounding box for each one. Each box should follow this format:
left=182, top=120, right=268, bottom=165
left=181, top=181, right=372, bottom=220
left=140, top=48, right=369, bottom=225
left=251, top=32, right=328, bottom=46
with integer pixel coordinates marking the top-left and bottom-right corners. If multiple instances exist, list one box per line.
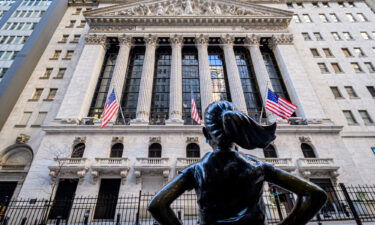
left=103, top=0, right=272, bottom=17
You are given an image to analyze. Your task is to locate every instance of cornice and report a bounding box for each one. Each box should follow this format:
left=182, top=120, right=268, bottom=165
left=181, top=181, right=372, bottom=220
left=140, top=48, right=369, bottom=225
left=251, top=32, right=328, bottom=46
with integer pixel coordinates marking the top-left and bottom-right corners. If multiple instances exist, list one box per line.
left=42, top=124, right=343, bottom=135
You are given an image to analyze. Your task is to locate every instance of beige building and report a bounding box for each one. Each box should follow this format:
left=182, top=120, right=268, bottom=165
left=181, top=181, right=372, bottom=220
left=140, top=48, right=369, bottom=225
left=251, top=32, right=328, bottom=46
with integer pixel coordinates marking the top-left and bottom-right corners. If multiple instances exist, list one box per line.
left=0, top=0, right=374, bottom=211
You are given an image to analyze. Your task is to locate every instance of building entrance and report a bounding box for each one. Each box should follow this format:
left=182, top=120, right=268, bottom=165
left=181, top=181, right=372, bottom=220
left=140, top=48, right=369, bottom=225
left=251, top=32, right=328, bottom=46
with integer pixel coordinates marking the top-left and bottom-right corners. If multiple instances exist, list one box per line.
left=94, top=179, right=121, bottom=220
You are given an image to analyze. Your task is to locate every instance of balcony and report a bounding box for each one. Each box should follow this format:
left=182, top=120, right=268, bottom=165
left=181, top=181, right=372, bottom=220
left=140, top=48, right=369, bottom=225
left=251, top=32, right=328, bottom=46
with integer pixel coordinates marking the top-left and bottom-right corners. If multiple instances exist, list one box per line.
left=92, top=158, right=130, bottom=182
left=297, top=158, right=340, bottom=178
left=48, top=158, right=88, bottom=181
left=134, top=158, right=171, bottom=181
left=262, top=158, right=296, bottom=172
left=176, top=158, right=200, bottom=171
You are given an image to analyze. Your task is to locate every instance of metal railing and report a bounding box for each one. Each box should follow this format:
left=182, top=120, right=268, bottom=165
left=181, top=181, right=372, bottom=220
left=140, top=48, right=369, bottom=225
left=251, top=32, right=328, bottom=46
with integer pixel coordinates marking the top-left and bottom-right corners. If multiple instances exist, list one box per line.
left=1, top=184, right=374, bottom=225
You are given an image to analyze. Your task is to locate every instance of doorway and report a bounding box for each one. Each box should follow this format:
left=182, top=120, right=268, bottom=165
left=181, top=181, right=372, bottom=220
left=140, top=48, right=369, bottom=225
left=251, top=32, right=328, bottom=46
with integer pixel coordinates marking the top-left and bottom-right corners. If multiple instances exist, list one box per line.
left=94, top=179, right=121, bottom=220
left=0, top=182, right=17, bottom=221
left=48, top=179, right=78, bottom=220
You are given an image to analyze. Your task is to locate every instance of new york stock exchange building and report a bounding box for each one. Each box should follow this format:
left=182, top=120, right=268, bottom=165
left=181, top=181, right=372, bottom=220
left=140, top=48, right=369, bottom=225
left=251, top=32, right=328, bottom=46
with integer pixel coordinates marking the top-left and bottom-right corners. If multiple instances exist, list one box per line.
left=0, top=0, right=374, bottom=223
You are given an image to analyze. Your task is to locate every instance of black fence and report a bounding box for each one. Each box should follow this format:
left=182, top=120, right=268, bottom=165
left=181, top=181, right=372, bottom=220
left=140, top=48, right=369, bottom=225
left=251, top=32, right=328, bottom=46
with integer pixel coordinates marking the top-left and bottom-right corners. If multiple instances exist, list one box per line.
left=0, top=183, right=374, bottom=225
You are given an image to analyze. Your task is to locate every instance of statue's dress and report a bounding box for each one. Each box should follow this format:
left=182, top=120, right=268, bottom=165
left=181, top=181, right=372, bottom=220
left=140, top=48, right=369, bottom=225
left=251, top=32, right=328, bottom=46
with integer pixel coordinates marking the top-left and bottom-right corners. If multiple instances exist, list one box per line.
left=181, top=151, right=270, bottom=225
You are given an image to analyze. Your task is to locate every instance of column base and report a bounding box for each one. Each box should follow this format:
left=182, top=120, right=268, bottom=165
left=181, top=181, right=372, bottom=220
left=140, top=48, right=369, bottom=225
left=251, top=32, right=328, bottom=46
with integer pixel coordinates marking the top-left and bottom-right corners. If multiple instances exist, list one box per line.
left=129, top=118, right=149, bottom=126
left=165, top=118, right=184, bottom=125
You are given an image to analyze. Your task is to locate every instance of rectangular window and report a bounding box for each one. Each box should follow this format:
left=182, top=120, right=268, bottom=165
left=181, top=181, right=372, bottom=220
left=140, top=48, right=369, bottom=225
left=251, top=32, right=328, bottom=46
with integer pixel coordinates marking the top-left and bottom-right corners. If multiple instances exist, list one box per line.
left=361, top=32, right=371, bottom=40
left=366, top=86, right=375, bottom=97
left=330, top=87, right=343, bottom=98
left=342, top=48, right=352, bottom=57
left=351, top=63, right=363, bottom=72
left=345, top=86, right=358, bottom=98
left=30, top=88, right=43, bottom=101
left=354, top=48, right=366, bottom=57
left=16, top=112, right=32, bottom=127
left=322, top=2, right=329, bottom=7
left=343, top=110, right=357, bottom=125
left=59, top=35, right=69, bottom=43
left=293, top=15, right=301, bottom=23
left=63, top=50, right=74, bottom=60
left=78, top=20, right=86, bottom=28
left=41, top=68, right=52, bottom=79
left=0, top=68, right=8, bottom=79
left=332, top=63, right=343, bottom=73
left=343, top=32, right=354, bottom=40
left=314, top=32, right=324, bottom=41
left=303, top=14, right=312, bottom=23
left=296, top=3, right=304, bottom=8
left=50, top=50, right=61, bottom=60
left=357, top=13, right=368, bottom=22
left=32, top=112, right=47, bottom=127
left=323, top=48, right=333, bottom=57
left=66, top=20, right=76, bottom=28
left=45, top=88, right=57, bottom=101
left=312, top=2, right=319, bottom=8
left=71, top=35, right=80, bottom=43
left=348, top=2, right=355, bottom=7
left=359, top=110, right=373, bottom=124
left=346, top=13, right=356, bottom=22
left=310, top=48, right=320, bottom=57
left=286, top=3, right=293, bottom=8
left=302, top=33, right=311, bottom=41
left=338, top=2, right=345, bottom=7
left=318, top=63, right=329, bottom=73
left=319, top=14, right=329, bottom=23
left=365, top=62, right=375, bottom=73
left=74, top=8, right=82, bottom=15
left=331, top=32, right=341, bottom=41
left=330, top=13, right=340, bottom=22
left=56, top=68, right=66, bottom=79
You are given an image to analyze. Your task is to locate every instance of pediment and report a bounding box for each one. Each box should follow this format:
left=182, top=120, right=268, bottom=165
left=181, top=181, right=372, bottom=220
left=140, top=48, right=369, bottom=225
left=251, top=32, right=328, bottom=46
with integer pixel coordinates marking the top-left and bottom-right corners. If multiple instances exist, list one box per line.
left=84, top=0, right=293, bottom=29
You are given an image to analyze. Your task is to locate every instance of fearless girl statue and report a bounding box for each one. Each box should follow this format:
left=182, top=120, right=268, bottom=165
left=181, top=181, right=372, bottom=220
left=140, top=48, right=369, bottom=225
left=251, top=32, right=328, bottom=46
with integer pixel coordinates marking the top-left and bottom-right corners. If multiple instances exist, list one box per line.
left=149, top=101, right=327, bottom=225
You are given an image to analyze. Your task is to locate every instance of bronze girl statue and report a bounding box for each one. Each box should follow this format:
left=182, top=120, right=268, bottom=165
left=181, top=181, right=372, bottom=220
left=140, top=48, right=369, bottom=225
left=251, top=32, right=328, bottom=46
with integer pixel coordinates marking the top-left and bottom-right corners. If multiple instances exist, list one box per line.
left=149, top=101, right=327, bottom=225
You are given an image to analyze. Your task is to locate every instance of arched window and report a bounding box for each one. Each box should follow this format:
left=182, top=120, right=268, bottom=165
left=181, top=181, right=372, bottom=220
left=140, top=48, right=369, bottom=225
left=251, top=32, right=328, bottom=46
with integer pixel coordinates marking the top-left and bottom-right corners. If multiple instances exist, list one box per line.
left=110, top=143, right=123, bottom=158
left=120, top=44, right=145, bottom=125
left=263, top=145, right=277, bottom=158
left=186, top=143, right=200, bottom=158
left=88, top=40, right=119, bottom=118
left=209, top=43, right=231, bottom=102
left=71, top=143, right=85, bottom=158
left=150, top=44, right=171, bottom=125
left=234, top=46, right=263, bottom=120
left=148, top=143, right=162, bottom=158
left=301, top=143, right=316, bottom=158
left=182, top=43, right=202, bottom=125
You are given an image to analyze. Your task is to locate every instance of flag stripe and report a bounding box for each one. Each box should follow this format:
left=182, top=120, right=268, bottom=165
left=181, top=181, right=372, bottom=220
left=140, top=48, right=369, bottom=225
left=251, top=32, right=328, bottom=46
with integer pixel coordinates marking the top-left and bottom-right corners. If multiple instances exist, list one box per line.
left=265, top=89, right=296, bottom=120
left=100, top=89, right=119, bottom=128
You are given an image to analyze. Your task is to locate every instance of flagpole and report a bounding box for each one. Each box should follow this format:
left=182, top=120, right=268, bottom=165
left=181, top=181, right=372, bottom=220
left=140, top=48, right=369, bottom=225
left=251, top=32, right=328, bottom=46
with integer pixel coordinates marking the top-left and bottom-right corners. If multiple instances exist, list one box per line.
left=259, top=81, right=269, bottom=124
left=112, top=78, right=126, bottom=125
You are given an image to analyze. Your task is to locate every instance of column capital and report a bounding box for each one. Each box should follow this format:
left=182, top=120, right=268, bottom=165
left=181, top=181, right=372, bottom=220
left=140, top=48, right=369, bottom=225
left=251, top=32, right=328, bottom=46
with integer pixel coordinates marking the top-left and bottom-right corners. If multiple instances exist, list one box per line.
left=170, top=34, right=184, bottom=47
left=144, top=34, right=158, bottom=47
left=245, top=34, right=261, bottom=46
left=220, top=34, right=235, bottom=46
left=85, top=34, right=107, bottom=47
left=118, top=35, right=133, bottom=47
left=195, top=34, right=209, bottom=47
left=269, top=34, right=294, bottom=49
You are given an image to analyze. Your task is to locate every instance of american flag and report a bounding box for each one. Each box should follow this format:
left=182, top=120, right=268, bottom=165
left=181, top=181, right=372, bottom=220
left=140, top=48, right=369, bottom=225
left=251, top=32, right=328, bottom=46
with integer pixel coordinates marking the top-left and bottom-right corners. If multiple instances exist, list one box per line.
left=100, top=89, right=119, bottom=128
left=191, top=93, right=203, bottom=125
left=265, top=89, right=297, bottom=120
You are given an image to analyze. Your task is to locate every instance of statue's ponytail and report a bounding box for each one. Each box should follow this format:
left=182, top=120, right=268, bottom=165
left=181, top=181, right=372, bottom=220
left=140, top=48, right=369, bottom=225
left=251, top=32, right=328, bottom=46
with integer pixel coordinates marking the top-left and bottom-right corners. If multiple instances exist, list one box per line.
left=204, top=101, right=276, bottom=150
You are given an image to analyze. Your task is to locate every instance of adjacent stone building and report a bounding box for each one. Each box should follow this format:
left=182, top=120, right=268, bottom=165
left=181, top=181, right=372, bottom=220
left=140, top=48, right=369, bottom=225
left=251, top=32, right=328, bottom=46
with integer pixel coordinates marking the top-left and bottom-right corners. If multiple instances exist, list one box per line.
left=0, top=0, right=374, bottom=208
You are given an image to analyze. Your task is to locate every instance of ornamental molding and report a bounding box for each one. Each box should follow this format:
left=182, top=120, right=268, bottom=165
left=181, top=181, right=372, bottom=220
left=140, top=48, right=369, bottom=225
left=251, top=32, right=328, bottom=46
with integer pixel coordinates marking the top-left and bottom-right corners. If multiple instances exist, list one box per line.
left=220, top=34, right=235, bottom=45
left=245, top=34, right=261, bottom=46
left=195, top=34, right=209, bottom=46
left=16, top=133, right=30, bottom=144
left=83, top=0, right=293, bottom=29
left=268, top=34, right=293, bottom=49
left=170, top=34, right=184, bottom=46
left=118, top=35, right=133, bottom=46
left=84, top=34, right=107, bottom=47
left=144, top=34, right=159, bottom=46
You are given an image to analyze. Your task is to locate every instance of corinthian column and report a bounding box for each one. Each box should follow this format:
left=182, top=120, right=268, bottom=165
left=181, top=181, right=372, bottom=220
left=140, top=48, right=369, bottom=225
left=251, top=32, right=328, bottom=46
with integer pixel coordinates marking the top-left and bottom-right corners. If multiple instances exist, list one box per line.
left=133, top=35, right=158, bottom=124
left=195, top=34, right=213, bottom=112
left=167, top=35, right=184, bottom=124
left=269, top=34, right=326, bottom=119
left=220, top=35, right=247, bottom=113
left=56, top=34, right=107, bottom=120
left=245, top=34, right=272, bottom=103
left=109, top=35, right=132, bottom=122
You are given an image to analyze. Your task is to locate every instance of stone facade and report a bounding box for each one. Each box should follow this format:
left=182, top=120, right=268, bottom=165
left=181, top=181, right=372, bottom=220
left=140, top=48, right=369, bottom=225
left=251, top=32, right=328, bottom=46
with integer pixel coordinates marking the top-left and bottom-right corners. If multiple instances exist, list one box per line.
left=0, top=0, right=374, bottom=200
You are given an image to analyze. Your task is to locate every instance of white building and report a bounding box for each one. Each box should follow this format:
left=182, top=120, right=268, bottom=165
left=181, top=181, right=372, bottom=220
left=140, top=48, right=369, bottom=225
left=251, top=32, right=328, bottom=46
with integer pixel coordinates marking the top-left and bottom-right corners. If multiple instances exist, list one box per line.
left=0, top=0, right=374, bottom=210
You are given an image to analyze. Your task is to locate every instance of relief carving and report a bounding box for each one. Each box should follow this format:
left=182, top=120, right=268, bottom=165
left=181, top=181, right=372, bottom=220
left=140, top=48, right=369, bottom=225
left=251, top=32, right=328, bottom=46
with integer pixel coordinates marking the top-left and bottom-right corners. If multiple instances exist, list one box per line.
left=269, top=34, right=294, bottom=49
left=16, top=133, right=30, bottom=144
left=245, top=34, right=261, bottom=46
left=150, top=136, right=161, bottom=143
left=85, top=34, right=107, bottom=46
